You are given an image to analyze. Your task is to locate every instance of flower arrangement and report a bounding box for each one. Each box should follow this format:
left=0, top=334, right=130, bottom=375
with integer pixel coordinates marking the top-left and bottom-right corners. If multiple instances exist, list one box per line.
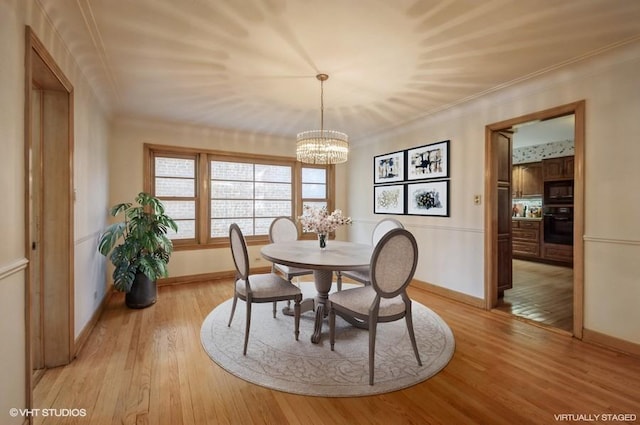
left=298, top=205, right=352, bottom=235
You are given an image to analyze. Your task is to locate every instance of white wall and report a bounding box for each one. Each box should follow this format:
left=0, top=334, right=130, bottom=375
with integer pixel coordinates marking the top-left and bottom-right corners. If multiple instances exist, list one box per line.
left=1, top=0, right=111, bottom=420
left=1, top=1, right=31, bottom=422
left=109, top=118, right=349, bottom=278
left=348, top=41, right=640, bottom=344
left=72, top=78, right=110, bottom=339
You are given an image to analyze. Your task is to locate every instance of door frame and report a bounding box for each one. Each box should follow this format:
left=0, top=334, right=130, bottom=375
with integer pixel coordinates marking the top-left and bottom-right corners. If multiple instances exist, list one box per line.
left=24, top=26, right=75, bottom=414
left=484, top=100, right=585, bottom=338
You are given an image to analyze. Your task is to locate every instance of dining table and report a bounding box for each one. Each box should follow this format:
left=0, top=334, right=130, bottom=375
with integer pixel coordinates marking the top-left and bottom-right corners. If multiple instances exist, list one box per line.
left=261, top=239, right=373, bottom=344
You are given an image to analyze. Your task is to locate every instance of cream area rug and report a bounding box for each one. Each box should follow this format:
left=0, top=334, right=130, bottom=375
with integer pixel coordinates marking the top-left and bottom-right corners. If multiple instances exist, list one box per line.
left=200, top=282, right=455, bottom=397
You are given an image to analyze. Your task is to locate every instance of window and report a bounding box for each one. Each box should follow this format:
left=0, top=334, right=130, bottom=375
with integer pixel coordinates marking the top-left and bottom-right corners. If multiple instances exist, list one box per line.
left=145, top=144, right=333, bottom=248
left=153, top=155, right=197, bottom=242
left=210, top=159, right=292, bottom=238
left=301, top=166, right=328, bottom=211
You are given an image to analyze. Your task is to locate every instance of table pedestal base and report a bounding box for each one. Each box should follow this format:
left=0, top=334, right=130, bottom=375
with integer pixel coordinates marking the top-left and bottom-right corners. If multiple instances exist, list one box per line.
left=281, top=269, right=334, bottom=344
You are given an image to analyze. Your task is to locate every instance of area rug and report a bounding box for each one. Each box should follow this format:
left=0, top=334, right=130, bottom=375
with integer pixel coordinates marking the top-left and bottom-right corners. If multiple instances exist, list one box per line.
left=200, top=282, right=455, bottom=397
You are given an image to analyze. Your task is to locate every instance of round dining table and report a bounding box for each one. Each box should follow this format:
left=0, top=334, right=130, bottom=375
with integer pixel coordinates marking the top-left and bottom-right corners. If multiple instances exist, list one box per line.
left=261, top=240, right=373, bottom=343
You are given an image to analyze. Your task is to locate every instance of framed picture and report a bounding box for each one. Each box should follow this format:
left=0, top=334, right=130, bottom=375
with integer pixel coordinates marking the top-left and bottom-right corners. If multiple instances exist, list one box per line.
left=406, top=181, right=449, bottom=217
left=407, top=140, right=449, bottom=180
left=374, top=184, right=405, bottom=214
left=373, top=150, right=405, bottom=184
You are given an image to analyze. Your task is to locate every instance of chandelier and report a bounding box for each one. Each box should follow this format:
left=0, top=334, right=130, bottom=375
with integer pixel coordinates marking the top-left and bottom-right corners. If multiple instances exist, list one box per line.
left=296, top=74, right=349, bottom=164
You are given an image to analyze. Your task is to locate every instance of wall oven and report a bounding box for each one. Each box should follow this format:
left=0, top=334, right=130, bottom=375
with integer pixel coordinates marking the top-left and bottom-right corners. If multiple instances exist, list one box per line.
left=543, top=207, right=573, bottom=245
left=544, top=180, right=574, bottom=205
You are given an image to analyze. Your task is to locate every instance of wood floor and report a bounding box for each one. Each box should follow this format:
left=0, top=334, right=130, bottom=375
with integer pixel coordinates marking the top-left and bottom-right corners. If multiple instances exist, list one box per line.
left=33, top=279, right=640, bottom=425
left=496, top=260, right=573, bottom=332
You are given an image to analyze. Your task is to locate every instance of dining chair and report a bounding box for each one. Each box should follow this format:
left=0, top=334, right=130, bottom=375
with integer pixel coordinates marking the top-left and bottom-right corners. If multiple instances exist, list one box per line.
left=228, top=223, right=302, bottom=355
left=268, top=216, right=314, bottom=284
left=335, top=218, right=404, bottom=290
left=328, top=228, right=422, bottom=385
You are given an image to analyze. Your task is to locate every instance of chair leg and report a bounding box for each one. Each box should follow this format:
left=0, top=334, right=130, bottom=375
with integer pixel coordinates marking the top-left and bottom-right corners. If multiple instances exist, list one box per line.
left=286, top=277, right=297, bottom=309
left=294, top=296, right=301, bottom=341
left=329, top=303, right=336, bottom=351
left=368, top=313, right=378, bottom=385
left=228, top=292, right=238, bottom=327
left=405, top=305, right=422, bottom=367
left=272, top=301, right=277, bottom=318
left=336, top=272, right=343, bottom=291
left=243, top=301, right=252, bottom=355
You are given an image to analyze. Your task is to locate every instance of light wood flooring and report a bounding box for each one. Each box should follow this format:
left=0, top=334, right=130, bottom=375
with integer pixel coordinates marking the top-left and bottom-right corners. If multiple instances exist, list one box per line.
left=33, top=279, right=640, bottom=425
left=496, top=259, right=573, bottom=332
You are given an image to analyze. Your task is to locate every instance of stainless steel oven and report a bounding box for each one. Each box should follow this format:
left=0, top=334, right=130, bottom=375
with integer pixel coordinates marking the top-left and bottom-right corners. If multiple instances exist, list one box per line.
left=543, top=206, right=573, bottom=245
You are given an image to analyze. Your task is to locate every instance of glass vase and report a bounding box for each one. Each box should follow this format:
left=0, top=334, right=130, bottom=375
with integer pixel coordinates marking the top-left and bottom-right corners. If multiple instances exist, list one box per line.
left=318, top=232, right=327, bottom=249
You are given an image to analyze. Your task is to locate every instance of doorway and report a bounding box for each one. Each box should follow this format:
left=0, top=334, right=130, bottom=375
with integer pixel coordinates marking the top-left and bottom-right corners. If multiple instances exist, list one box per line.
left=24, top=26, right=75, bottom=411
left=496, top=116, right=575, bottom=332
left=484, top=101, right=585, bottom=338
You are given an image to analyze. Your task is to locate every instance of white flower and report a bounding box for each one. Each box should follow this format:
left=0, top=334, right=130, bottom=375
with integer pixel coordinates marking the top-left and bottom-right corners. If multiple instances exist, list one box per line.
left=298, top=205, right=352, bottom=234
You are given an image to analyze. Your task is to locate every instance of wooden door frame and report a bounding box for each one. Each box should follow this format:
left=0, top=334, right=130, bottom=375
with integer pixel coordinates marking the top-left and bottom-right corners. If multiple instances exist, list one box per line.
left=484, top=100, right=585, bottom=338
left=24, top=26, right=75, bottom=415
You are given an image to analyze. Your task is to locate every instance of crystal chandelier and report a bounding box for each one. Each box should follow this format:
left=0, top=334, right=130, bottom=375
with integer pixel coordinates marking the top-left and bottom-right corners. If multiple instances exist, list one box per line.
left=296, top=74, right=349, bottom=164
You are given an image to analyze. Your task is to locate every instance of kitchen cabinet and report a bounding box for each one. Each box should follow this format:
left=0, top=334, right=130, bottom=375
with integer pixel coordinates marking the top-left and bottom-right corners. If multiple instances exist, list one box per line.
left=542, top=155, right=574, bottom=180
left=512, top=162, right=543, bottom=198
left=543, top=242, right=573, bottom=264
left=512, top=219, right=541, bottom=258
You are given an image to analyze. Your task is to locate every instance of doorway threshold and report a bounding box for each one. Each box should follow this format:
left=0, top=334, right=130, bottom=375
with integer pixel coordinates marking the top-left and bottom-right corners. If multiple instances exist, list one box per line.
left=491, top=308, right=573, bottom=337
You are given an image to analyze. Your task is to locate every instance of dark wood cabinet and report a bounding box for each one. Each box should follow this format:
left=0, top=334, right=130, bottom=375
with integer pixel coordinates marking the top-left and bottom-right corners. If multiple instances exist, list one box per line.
left=542, top=156, right=574, bottom=180
left=512, top=219, right=541, bottom=258
left=512, top=162, right=543, bottom=198
left=543, top=242, right=573, bottom=264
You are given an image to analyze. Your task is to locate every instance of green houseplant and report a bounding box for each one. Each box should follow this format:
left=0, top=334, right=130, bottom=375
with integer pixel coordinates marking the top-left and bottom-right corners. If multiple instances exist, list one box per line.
left=98, top=192, right=178, bottom=308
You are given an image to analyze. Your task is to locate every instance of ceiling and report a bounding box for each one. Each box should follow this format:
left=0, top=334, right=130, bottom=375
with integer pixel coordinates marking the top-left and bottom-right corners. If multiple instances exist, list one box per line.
left=512, top=115, right=575, bottom=149
left=38, top=0, right=640, bottom=142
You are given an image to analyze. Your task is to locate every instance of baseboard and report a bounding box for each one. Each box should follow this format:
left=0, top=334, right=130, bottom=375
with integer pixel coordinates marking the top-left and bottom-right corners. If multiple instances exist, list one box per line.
left=583, top=328, right=640, bottom=358
left=74, top=287, right=113, bottom=356
left=410, top=279, right=485, bottom=309
left=158, top=267, right=272, bottom=286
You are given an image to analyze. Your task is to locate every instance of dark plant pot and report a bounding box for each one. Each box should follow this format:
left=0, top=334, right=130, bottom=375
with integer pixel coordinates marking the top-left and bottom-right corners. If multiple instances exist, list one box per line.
left=125, top=272, right=157, bottom=309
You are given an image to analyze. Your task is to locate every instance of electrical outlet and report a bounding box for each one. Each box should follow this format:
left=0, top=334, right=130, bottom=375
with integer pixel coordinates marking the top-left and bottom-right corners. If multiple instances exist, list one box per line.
left=474, top=195, right=482, bottom=205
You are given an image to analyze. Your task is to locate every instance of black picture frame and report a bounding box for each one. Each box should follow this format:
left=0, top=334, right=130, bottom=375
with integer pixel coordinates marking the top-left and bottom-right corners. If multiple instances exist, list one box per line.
left=406, top=180, right=449, bottom=217
left=373, top=184, right=405, bottom=214
left=407, top=140, right=450, bottom=180
left=373, top=150, right=405, bottom=184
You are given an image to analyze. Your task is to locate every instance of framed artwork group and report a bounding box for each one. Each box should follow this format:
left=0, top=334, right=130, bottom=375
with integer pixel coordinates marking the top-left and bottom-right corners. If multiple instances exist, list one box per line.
left=373, top=140, right=450, bottom=217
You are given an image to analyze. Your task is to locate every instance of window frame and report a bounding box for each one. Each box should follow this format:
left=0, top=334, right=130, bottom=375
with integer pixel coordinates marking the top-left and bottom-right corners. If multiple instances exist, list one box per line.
left=144, top=143, right=334, bottom=249
left=146, top=149, right=200, bottom=247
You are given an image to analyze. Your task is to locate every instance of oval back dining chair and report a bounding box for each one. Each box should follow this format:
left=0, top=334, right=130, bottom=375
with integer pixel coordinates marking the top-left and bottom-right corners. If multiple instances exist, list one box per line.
left=228, top=223, right=302, bottom=355
left=268, top=216, right=314, bottom=284
left=335, top=218, right=404, bottom=290
left=328, top=228, right=422, bottom=385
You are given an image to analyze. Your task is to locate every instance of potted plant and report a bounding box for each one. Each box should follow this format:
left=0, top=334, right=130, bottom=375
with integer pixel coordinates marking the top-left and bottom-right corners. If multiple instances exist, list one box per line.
left=98, top=192, right=178, bottom=308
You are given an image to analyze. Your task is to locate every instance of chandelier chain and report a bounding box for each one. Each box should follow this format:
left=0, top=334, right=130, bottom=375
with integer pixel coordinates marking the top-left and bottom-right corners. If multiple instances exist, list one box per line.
left=320, top=78, right=324, bottom=132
